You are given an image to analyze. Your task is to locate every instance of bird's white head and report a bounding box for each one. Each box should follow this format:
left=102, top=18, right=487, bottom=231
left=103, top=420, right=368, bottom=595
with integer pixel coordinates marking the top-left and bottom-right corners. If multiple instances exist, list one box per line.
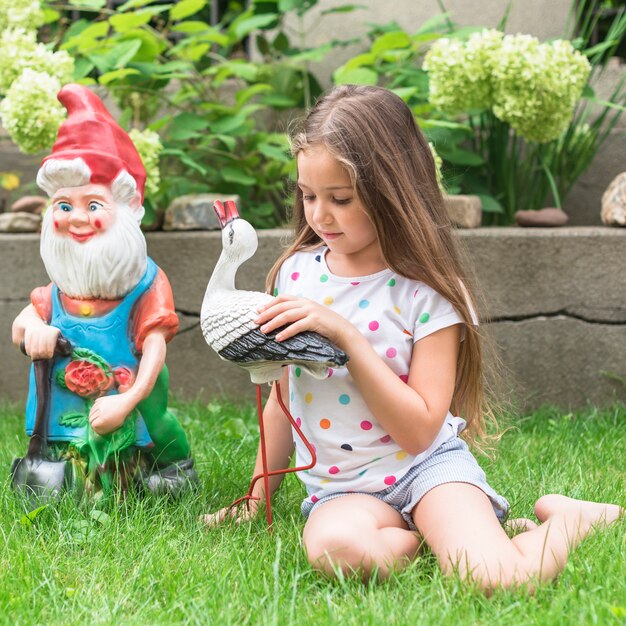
left=213, top=200, right=258, bottom=265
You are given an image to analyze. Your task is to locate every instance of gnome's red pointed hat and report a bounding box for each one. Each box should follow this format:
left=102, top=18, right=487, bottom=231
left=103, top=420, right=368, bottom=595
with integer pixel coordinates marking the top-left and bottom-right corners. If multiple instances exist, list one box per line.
left=40, top=84, right=146, bottom=203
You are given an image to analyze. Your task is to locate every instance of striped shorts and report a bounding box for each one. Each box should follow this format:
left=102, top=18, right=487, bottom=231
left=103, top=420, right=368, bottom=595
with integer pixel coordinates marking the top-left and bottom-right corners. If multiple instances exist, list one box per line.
left=301, top=437, right=509, bottom=530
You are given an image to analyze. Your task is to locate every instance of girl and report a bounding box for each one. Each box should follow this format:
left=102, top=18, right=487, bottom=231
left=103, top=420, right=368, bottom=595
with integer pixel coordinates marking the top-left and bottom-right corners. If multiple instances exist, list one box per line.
left=205, top=85, right=622, bottom=590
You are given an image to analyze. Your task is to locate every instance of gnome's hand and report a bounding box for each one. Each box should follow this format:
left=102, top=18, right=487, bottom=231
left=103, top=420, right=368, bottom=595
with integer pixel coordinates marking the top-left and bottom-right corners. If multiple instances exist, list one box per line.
left=89, top=393, right=135, bottom=435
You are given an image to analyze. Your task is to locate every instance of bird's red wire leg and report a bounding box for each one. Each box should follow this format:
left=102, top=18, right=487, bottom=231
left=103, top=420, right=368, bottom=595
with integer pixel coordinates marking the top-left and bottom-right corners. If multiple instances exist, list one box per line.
left=226, top=380, right=317, bottom=527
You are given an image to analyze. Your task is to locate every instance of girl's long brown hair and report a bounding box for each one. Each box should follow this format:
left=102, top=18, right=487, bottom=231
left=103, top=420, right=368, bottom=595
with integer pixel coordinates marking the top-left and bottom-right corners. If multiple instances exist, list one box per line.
left=267, top=85, right=500, bottom=445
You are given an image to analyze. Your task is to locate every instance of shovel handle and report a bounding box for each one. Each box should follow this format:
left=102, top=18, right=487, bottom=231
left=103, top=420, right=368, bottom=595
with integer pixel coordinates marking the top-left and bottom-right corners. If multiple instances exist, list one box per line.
left=23, top=335, right=72, bottom=459
left=20, top=335, right=72, bottom=359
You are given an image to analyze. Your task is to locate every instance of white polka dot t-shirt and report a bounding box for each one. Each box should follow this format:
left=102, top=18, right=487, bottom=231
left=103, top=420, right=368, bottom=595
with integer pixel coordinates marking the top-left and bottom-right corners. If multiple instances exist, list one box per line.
left=275, top=247, right=469, bottom=504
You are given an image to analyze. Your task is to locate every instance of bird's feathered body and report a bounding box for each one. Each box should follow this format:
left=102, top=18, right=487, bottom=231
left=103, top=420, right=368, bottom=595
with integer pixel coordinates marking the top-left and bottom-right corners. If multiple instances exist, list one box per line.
left=201, top=201, right=348, bottom=384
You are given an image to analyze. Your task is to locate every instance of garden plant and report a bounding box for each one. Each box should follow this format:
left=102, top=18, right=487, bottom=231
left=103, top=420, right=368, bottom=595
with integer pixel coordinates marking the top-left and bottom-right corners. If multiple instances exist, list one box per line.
left=1, top=0, right=624, bottom=225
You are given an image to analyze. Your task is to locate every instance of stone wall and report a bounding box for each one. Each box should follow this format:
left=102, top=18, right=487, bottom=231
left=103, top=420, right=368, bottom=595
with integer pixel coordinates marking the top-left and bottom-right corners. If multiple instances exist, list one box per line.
left=1, top=227, right=625, bottom=410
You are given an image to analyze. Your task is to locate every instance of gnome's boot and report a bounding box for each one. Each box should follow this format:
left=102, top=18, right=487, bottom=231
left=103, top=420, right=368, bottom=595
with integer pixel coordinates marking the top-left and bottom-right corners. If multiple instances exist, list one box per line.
left=139, top=458, right=198, bottom=497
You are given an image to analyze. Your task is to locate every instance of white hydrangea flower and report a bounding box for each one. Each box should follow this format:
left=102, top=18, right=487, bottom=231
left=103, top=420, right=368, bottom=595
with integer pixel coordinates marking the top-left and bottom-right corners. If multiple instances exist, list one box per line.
left=491, top=35, right=590, bottom=143
left=129, top=128, right=163, bottom=199
left=423, top=29, right=503, bottom=113
left=0, top=70, right=65, bottom=154
left=0, top=28, right=74, bottom=94
left=0, top=0, right=44, bottom=31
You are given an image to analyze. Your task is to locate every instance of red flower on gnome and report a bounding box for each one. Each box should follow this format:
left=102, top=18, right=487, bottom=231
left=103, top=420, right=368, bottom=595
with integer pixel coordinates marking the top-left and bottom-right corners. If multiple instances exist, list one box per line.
left=63, top=359, right=114, bottom=399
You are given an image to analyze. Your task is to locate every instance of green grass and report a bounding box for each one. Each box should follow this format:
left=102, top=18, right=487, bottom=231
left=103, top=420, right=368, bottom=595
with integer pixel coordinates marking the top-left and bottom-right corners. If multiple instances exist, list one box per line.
left=0, top=398, right=624, bottom=626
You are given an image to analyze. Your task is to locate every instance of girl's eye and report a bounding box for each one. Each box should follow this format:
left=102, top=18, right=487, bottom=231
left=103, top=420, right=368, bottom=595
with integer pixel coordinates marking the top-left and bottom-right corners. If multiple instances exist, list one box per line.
left=88, top=202, right=102, bottom=212
left=58, top=202, right=72, bottom=212
left=333, top=197, right=352, bottom=206
left=302, top=194, right=315, bottom=202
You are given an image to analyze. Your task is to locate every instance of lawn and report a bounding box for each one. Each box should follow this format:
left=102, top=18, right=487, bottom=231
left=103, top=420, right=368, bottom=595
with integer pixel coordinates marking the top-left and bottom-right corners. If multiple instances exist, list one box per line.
left=0, top=398, right=624, bottom=626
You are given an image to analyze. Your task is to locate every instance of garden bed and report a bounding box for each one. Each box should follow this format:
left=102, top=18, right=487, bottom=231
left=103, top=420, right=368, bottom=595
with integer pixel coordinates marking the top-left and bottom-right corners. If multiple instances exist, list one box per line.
left=1, top=226, right=625, bottom=410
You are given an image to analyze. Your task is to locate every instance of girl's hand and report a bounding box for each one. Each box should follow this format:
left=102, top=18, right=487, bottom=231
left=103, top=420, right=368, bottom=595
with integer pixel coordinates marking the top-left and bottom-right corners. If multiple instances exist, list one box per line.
left=255, top=295, right=357, bottom=349
left=201, top=499, right=259, bottom=528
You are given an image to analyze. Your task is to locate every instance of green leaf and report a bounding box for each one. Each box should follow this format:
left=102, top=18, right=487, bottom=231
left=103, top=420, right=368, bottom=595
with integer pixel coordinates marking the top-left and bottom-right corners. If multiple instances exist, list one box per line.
left=170, top=20, right=212, bottom=34
left=99, top=68, right=141, bottom=85
left=343, top=53, right=376, bottom=70
left=320, top=4, right=365, bottom=16
left=235, top=83, right=272, bottom=106
left=42, top=8, right=61, bottom=24
left=391, top=87, right=418, bottom=102
left=71, top=348, right=111, bottom=372
left=477, top=194, right=504, bottom=214
left=73, top=58, right=95, bottom=80
left=371, top=31, right=411, bottom=55
left=55, top=369, right=68, bottom=390
left=90, top=510, right=112, bottom=526
left=211, top=114, right=247, bottom=134
left=161, top=149, right=208, bottom=175
left=230, top=13, right=278, bottom=41
left=437, top=145, right=484, bottom=166
left=20, top=505, right=49, bottom=526
left=333, top=66, right=378, bottom=86
left=214, top=134, right=236, bottom=151
left=221, top=167, right=257, bottom=186
left=176, top=43, right=210, bottom=62
left=117, top=0, right=161, bottom=10
left=285, top=43, right=333, bottom=64
left=273, top=32, right=289, bottom=53
left=168, top=112, right=210, bottom=140
left=220, top=61, right=260, bottom=82
left=413, top=12, right=453, bottom=35
left=170, top=0, right=208, bottom=21
left=69, top=0, right=106, bottom=8
left=59, top=411, right=89, bottom=427
left=109, top=7, right=170, bottom=32
left=258, top=142, right=289, bottom=161
left=88, top=39, right=143, bottom=73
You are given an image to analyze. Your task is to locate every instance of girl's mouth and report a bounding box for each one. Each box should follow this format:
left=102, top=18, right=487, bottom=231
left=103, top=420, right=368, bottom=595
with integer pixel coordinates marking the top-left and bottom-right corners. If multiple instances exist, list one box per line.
left=321, top=232, right=342, bottom=240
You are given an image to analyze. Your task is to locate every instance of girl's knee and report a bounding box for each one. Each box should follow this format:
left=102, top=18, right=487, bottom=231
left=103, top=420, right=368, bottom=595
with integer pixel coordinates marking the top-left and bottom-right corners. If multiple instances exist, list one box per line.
left=304, top=525, right=369, bottom=574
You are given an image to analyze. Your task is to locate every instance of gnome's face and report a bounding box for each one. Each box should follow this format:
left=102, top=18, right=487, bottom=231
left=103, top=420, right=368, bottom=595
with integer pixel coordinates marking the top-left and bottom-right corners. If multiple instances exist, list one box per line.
left=50, top=183, right=116, bottom=243
left=40, top=182, right=148, bottom=300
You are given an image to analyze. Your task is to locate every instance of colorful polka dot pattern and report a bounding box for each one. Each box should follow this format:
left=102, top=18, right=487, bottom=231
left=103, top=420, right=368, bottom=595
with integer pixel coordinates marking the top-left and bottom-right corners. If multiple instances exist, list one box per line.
left=276, top=248, right=463, bottom=504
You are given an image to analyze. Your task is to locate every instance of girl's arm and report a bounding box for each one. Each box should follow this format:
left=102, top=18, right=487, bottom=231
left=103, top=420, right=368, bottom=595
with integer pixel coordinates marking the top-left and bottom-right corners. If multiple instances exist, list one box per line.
left=256, top=296, right=460, bottom=456
left=204, top=369, right=294, bottom=525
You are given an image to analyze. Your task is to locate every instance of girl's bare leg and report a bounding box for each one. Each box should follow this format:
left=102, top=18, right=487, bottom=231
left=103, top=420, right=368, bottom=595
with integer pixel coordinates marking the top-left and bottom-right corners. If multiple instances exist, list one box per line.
left=303, top=494, right=420, bottom=579
left=412, top=483, right=623, bottom=593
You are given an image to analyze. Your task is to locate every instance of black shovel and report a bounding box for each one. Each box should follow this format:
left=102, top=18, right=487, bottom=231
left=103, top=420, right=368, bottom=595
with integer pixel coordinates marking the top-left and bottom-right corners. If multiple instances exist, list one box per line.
left=11, top=335, right=73, bottom=503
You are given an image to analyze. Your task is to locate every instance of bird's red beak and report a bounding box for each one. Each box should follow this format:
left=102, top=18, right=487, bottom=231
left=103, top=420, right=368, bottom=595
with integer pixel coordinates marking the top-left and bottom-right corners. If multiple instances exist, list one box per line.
left=213, top=200, right=240, bottom=228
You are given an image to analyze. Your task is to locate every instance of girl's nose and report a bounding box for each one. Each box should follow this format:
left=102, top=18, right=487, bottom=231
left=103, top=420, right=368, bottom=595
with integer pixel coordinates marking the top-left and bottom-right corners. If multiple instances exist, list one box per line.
left=313, top=202, right=332, bottom=224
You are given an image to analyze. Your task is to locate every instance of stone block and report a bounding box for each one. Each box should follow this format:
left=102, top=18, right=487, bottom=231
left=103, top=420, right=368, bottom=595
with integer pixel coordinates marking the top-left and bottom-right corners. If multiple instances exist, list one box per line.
left=0, top=212, right=41, bottom=232
left=163, top=194, right=240, bottom=231
left=444, top=195, right=482, bottom=228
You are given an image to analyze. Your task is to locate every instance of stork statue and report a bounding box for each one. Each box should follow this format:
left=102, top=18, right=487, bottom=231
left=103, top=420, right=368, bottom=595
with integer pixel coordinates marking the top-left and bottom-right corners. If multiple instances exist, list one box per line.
left=201, top=200, right=348, bottom=524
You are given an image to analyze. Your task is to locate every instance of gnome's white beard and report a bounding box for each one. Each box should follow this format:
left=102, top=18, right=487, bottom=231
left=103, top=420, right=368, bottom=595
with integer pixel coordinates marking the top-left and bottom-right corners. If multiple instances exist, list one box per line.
left=40, top=206, right=148, bottom=300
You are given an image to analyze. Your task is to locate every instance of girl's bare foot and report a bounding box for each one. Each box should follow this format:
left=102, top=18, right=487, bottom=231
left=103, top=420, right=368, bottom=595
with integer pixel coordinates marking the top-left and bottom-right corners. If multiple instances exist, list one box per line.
left=534, top=494, right=623, bottom=527
left=505, top=517, right=539, bottom=534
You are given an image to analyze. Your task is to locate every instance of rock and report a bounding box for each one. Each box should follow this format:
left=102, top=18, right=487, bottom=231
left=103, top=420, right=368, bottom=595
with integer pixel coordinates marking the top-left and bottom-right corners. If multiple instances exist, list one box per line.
left=0, top=211, right=41, bottom=232
left=10, top=195, right=48, bottom=214
left=163, top=194, right=241, bottom=231
left=444, top=195, right=482, bottom=228
left=601, top=172, right=626, bottom=226
left=514, top=207, right=569, bottom=227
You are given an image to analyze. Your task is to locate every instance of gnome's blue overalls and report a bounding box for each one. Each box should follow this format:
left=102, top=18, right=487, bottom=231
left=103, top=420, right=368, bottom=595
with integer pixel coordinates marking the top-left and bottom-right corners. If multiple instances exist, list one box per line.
left=26, top=259, right=191, bottom=484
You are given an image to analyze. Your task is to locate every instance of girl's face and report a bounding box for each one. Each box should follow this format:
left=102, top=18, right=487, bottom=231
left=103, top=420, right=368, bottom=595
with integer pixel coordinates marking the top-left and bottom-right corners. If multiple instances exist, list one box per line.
left=297, top=145, right=383, bottom=274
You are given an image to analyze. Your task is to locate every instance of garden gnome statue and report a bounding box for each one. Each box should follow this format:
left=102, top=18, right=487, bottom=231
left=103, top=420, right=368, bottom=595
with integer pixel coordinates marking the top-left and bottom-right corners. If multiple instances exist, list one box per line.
left=11, top=84, right=197, bottom=498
